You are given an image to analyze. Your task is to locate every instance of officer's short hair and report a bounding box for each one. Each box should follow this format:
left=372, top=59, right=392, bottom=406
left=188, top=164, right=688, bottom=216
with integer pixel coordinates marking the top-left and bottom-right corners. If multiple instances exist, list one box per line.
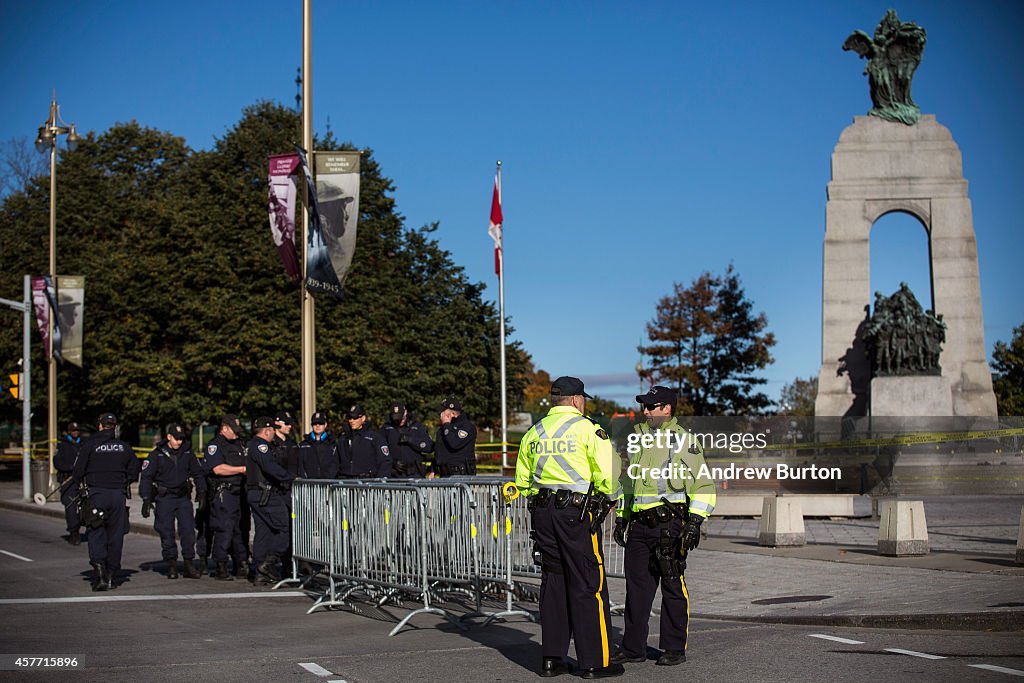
left=550, top=394, right=576, bottom=407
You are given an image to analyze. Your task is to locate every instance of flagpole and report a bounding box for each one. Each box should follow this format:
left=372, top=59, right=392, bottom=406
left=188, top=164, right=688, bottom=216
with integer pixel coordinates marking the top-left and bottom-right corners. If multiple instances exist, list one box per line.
left=300, top=0, right=316, bottom=432
left=497, top=160, right=508, bottom=472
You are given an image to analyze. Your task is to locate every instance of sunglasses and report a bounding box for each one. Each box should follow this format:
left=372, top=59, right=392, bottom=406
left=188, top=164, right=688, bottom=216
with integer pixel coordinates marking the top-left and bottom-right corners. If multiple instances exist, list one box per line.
left=642, top=403, right=664, bottom=411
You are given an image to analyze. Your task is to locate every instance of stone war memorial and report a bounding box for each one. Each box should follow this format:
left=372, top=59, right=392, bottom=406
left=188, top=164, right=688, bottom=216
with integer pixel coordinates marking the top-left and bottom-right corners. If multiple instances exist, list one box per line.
left=815, top=10, right=999, bottom=421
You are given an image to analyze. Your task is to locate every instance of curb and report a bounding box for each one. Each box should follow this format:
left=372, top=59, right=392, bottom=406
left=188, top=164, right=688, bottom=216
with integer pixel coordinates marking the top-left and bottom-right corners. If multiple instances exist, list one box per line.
left=692, top=610, right=1024, bottom=632
left=0, top=499, right=160, bottom=538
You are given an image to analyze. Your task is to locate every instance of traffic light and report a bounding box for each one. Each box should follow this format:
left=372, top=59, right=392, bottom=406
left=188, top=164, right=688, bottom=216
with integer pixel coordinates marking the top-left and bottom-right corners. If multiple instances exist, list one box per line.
left=7, top=373, right=20, bottom=399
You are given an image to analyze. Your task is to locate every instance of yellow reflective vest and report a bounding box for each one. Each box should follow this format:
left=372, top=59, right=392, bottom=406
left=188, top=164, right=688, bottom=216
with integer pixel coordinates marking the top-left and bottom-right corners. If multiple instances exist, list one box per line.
left=515, top=406, right=616, bottom=496
left=616, top=417, right=717, bottom=519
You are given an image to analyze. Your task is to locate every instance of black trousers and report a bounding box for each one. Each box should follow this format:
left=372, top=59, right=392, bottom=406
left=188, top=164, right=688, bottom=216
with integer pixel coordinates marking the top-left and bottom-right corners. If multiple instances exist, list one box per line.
left=154, top=495, right=196, bottom=561
left=59, top=477, right=80, bottom=533
left=247, top=491, right=290, bottom=565
left=210, top=489, right=247, bottom=564
left=531, top=503, right=613, bottom=669
left=620, top=517, right=689, bottom=656
left=86, top=488, right=129, bottom=571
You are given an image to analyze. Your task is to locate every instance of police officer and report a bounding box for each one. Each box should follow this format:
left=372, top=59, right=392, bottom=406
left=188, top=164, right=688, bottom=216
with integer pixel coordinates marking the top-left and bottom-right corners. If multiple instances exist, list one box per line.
left=139, top=423, right=207, bottom=579
left=72, top=413, right=140, bottom=592
left=298, top=411, right=340, bottom=479
left=381, top=403, right=433, bottom=478
left=246, top=416, right=294, bottom=584
left=610, top=386, right=716, bottom=667
left=338, top=404, right=391, bottom=478
left=194, top=432, right=216, bottom=576
left=515, top=377, right=623, bottom=679
left=205, top=414, right=248, bottom=580
left=54, top=421, right=83, bottom=545
left=433, top=397, right=477, bottom=477
left=273, top=410, right=301, bottom=476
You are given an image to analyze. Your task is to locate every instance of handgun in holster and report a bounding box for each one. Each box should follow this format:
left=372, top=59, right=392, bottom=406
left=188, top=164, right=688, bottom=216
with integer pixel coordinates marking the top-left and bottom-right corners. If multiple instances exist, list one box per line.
left=258, top=482, right=272, bottom=507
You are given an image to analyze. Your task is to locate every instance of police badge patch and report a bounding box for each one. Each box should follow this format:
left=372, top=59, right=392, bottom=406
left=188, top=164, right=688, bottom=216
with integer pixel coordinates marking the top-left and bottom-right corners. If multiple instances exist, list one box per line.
left=141, top=460, right=150, bottom=470
left=207, top=445, right=217, bottom=456
left=381, top=446, right=390, bottom=456
left=596, top=429, right=609, bottom=440
left=258, top=443, right=269, bottom=454
left=457, top=430, right=468, bottom=439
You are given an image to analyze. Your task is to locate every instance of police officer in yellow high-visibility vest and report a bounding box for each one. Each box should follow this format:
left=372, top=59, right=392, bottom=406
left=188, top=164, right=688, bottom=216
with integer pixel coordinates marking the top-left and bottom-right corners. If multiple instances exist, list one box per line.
left=515, top=377, right=624, bottom=680
left=611, top=386, right=716, bottom=667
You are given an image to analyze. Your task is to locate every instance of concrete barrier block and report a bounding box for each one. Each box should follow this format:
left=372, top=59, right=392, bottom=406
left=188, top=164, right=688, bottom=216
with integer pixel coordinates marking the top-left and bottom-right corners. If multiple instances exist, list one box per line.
left=713, top=493, right=855, bottom=517
left=758, top=496, right=806, bottom=547
left=1017, top=506, right=1023, bottom=566
left=878, top=500, right=928, bottom=556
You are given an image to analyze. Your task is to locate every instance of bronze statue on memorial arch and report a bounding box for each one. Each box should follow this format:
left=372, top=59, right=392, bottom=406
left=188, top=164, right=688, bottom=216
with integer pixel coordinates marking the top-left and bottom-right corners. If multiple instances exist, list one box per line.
left=863, top=283, right=946, bottom=378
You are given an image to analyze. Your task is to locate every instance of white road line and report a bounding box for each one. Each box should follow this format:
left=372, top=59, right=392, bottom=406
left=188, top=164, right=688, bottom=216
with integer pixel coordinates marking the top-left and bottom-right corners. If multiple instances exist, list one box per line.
left=884, top=648, right=946, bottom=660
left=969, top=664, right=1024, bottom=677
left=298, top=662, right=335, bottom=677
left=808, top=634, right=865, bottom=645
left=0, top=549, right=33, bottom=562
left=0, top=591, right=307, bottom=605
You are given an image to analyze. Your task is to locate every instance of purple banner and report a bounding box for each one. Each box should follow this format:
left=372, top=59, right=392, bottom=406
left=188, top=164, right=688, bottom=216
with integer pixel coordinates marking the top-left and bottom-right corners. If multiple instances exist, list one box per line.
left=31, top=275, right=62, bottom=363
left=268, top=153, right=301, bottom=284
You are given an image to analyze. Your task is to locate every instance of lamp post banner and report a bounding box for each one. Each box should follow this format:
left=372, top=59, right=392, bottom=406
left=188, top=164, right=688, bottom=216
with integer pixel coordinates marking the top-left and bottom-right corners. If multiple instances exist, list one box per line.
left=296, top=146, right=338, bottom=298
left=56, top=275, right=84, bottom=367
left=268, top=153, right=302, bottom=285
left=30, top=275, right=61, bottom=363
left=307, top=150, right=360, bottom=301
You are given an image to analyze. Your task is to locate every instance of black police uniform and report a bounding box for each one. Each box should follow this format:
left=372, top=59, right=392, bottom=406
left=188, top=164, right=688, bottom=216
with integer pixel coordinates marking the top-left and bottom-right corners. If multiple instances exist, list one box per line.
left=205, top=432, right=248, bottom=576
left=434, top=413, right=477, bottom=477
left=381, top=416, right=433, bottom=478
left=273, top=431, right=301, bottom=477
left=194, top=447, right=215, bottom=572
left=245, top=434, right=294, bottom=580
left=72, top=428, right=140, bottom=590
left=139, top=439, right=207, bottom=575
left=338, top=424, right=392, bottom=478
left=54, top=433, right=82, bottom=540
left=298, top=430, right=340, bottom=479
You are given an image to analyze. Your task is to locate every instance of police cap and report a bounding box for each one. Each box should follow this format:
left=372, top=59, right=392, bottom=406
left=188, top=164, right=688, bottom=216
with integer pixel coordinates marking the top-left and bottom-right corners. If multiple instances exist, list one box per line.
left=390, top=402, right=405, bottom=417
left=166, top=423, right=187, bottom=441
left=98, top=412, right=118, bottom=427
left=252, top=416, right=275, bottom=430
left=438, top=396, right=462, bottom=413
left=274, top=410, right=295, bottom=426
left=221, top=414, right=244, bottom=434
left=311, top=411, right=328, bottom=425
left=66, top=421, right=81, bottom=432
left=345, top=404, right=366, bottom=419
left=636, top=385, right=678, bottom=408
left=550, top=376, right=592, bottom=399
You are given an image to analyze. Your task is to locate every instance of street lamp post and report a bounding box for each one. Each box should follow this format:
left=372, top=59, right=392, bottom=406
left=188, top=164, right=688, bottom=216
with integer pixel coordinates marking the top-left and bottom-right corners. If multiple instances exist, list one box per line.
left=34, top=92, right=81, bottom=478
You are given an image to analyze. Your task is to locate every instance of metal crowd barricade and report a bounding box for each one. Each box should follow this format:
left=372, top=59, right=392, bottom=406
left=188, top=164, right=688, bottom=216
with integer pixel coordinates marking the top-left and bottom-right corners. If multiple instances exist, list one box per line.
left=286, top=480, right=340, bottom=605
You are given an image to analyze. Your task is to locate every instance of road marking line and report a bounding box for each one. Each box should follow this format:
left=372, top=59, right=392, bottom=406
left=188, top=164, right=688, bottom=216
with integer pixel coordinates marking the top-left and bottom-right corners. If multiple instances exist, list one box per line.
left=884, top=648, right=946, bottom=660
left=0, top=591, right=306, bottom=605
left=808, top=634, right=864, bottom=645
left=969, top=664, right=1024, bottom=677
left=299, top=662, right=335, bottom=677
left=0, top=549, right=33, bottom=562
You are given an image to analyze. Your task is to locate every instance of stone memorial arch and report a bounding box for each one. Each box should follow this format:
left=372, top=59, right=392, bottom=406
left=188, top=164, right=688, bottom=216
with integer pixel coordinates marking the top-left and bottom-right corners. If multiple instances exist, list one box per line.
left=814, top=114, right=998, bottom=417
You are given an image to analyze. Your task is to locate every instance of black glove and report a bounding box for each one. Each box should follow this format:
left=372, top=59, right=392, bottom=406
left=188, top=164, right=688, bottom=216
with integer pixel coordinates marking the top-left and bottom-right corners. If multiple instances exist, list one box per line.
left=141, top=500, right=153, bottom=518
left=613, top=519, right=627, bottom=548
left=683, top=515, right=703, bottom=551
left=196, top=494, right=208, bottom=512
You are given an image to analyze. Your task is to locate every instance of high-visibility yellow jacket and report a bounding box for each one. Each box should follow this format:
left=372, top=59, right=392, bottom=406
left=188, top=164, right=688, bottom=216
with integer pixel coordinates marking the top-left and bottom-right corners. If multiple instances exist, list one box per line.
left=515, top=406, right=616, bottom=496
left=616, top=417, right=716, bottom=519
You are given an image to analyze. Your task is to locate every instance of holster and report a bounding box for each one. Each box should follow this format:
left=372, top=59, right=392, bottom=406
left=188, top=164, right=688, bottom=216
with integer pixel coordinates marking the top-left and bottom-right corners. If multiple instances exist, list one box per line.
left=651, top=527, right=685, bottom=578
left=258, top=483, right=272, bottom=507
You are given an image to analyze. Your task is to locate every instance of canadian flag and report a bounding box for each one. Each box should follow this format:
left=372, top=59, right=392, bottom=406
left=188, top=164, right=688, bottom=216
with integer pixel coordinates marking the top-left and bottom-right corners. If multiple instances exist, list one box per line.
left=487, top=172, right=503, bottom=277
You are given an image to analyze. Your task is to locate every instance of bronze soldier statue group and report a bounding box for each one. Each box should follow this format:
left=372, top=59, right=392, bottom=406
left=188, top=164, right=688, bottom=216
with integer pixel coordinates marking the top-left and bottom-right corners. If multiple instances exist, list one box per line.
left=58, top=397, right=475, bottom=590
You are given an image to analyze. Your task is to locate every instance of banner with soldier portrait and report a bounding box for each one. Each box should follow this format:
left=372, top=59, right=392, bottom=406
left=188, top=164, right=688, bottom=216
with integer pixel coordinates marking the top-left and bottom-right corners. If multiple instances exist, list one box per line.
left=31, top=275, right=60, bottom=363
left=267, top=153, right=301, bottom=284
left=308, top=150, right=361, bottom=300
left=56, top=275, right=85, bottom=367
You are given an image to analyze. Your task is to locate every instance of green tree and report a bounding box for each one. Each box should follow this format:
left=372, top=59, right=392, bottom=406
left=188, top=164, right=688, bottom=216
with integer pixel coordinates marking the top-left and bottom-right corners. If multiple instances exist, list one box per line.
left=778, top=376, right=818, bottom=416
left=992, top=324, right=1024, bottom=416
left=0, top=101, right=525, bottom=437
left=640, top=265, right=776, bottom=415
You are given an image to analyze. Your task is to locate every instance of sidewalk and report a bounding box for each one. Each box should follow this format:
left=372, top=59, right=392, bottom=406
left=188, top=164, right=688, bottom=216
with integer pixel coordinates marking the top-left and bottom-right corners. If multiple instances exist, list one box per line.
left=1, top=479, right=1021, bottom=630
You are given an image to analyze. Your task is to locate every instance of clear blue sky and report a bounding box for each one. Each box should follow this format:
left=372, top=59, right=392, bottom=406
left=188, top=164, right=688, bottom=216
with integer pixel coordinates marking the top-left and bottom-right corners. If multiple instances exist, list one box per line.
left=2, top=1, right=1022, bottom=407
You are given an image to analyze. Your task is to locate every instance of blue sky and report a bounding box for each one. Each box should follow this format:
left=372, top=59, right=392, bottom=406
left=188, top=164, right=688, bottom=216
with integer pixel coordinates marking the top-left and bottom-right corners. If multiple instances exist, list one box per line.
left=1, top=1, right=1022, bottom=407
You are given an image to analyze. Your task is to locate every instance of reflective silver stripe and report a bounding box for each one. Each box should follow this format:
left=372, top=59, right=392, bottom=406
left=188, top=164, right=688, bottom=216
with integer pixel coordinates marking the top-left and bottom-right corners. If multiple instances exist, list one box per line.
left=552, top=416, right=586, bottom=438
left=551, top=453, right=588, bottom=485
left=632, top=493, right=687, bottom=504
left=534, top=420, right=550, bottom=439
left=689, top=500, right=714, bottom=514
left=542, top=482, right=592, bottom=493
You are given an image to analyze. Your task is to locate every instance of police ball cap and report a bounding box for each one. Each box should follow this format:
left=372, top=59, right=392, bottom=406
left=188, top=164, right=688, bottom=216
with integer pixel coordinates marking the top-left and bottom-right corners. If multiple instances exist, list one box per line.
left=252, top=416, right=275, bottom=430
left=166, top=423, right=187, bottom=441
left=636, top=385, right=678, bottom=407
left=438, top=396, right=462, bottom=413
left=221, top=414, right=244, bottom=434
left=549, top=376, right=592, bottom=399
left=66, top=421, right=81, bottom=432
left=346, top=404, right=365, bottom=419
left=311, top=411, right=328, bottom=425
left=274, top=410, right=295, bottom=425
left=390, top=402, right=405, bottom=415
left=98, top=412, right=118, bottom=427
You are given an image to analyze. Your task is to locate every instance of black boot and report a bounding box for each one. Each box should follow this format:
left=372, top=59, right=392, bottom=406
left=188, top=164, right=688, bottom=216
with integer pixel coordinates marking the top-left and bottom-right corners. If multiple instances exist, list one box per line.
left=90, top=562, right=107, bottom=592
left=166, top=561, right=179, bottom=579
left=214, top=562, right=233, bottom=581
left=183, top=558, right=201, bottom=579
left=255, top=556, right=280, bottom=584
left=104, top=566, right=116, bottom=590
left=66, top=530, right=81, bottom=545
left=197, top=557, right=208, bottom=575
left=233, top=559, right=249, bottom=579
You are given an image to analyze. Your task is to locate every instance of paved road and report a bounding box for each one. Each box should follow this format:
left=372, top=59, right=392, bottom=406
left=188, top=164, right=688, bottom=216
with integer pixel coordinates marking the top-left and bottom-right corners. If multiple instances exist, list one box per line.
left=1, top=510, right=1023, bottom=681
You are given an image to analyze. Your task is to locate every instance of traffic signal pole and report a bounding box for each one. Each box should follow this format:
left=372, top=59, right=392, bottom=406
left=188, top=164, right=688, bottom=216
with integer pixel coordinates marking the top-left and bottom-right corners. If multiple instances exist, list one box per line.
left=0, top=276, right=32, bottom=500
